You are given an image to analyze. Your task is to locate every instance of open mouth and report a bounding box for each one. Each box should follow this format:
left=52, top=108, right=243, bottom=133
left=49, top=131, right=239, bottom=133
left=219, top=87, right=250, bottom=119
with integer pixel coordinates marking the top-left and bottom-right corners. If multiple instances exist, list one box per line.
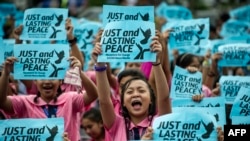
left=42, top=85, right=53, bottom=92
left=131, top=100, right=142, bottom=109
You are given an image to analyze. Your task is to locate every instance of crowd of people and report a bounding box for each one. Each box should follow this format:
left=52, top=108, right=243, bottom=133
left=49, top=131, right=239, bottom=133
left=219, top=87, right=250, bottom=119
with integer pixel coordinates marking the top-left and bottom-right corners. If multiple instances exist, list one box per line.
left=1, top=0, right=249, bottom=141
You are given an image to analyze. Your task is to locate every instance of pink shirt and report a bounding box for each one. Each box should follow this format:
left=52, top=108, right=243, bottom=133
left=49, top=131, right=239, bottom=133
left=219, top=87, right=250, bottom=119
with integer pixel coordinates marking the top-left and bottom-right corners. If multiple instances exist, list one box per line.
left=202, top=85, right=212, bottom=97
left=0, top=109, right=12, bottom=119
left=107, top=113, right=156, bottom=140
left=8, top=92, right=87, bottom=141
left=88, top=130, right=112, bottom=141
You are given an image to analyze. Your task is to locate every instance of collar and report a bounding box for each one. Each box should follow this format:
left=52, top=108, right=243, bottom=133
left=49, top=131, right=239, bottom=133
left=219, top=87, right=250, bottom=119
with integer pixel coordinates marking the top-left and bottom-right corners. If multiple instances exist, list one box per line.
left=128, top=117, right=152, bottom=130
left=26, top=93, right=68, bottom=106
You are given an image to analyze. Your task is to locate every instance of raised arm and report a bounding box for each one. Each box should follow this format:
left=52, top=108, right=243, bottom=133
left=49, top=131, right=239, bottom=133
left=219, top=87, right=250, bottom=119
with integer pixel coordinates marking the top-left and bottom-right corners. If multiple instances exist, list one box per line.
left=0, top=57, right=17, bottom=114
left=204, top=53, right=222, bottom=90
left=68, top=56, right=98, bottom=106
left=150, top=36, right=171, bottom=116
left=94, top=29, right=117, bottom=89
left=92, top=42, right=115, bottom=129
left=148, top=30, right=172, bottom=97
left=66, top=18, right=84, bottom=66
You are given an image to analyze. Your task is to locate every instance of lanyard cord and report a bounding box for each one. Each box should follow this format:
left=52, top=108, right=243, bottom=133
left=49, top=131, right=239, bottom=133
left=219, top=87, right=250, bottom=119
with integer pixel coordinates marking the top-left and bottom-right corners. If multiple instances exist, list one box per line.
left=42, top=105, right=58, bottom=118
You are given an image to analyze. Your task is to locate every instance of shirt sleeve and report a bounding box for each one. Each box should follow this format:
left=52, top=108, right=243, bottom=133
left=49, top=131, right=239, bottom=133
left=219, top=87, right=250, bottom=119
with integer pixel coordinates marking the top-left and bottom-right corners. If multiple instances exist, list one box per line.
left=8, top=95, right=26, bottom=117
left=71, top=92, right=86, bottom=113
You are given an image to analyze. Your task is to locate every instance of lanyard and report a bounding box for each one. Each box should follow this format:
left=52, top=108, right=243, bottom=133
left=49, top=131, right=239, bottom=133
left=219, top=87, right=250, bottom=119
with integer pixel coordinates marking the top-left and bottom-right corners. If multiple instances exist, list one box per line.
left=42, top=105, right=57, bottom=118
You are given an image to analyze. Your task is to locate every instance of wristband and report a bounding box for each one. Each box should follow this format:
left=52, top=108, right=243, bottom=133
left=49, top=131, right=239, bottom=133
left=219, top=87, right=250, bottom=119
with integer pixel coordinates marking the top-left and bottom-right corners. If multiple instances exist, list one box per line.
left=68, top=37, right=77, bottom=45
left=152, top=62, right=161, bottom=66
left=94, top=65, right=107, bottom=72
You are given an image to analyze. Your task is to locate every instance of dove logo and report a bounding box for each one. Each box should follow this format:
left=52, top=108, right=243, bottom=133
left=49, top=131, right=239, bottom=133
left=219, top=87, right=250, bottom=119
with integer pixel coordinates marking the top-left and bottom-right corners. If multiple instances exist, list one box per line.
left=46, top=125, right=58, bottom=141
left=201, top=120, right=214, bottom=139
left=54, top=14, right=63, bottom=27
left=139, top=28, right=151, bottom=44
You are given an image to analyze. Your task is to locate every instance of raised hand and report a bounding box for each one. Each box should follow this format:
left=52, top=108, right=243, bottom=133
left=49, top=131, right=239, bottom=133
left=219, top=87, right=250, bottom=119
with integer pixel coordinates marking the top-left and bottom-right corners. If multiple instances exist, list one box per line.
left=150, top=36, right=162, bottom=64
left=3, top=57, right=18, bottom=75
left=65, top=18, right=74, bottom=40
left=141, top=126, right=153, bottom=140
left=68, top=56, right=82, bottom=69
left=13, top=25, right=23, bottom=43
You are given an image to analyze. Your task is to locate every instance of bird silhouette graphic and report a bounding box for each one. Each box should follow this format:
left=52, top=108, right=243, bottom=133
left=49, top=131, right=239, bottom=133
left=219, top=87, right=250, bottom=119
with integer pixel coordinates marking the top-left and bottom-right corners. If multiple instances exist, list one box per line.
left=54, top=50, right=65, bottom=64
left=197, top=24, right=205, bottom=34
left=46, top=125, right=58, bottom=141
left=214, top=103, right=220, bottom=107
left=194, top=34, right=205, bottom=45
left=214, top=113, right=219, bottom=122
left=81, top=39, right=92, bottom=49
left=50, top=26, right=62, bottom=38
left=140, top=28, right=151, bottom=44
left=201, top=120, right=214, bottom=139
left=54, top=14, right=63, bottom=27
left=85, top=29, right=93, bottom=39
left=134, top=43, right=150, bottom=59
left=49, top=63, right=64, bottom=77
left=139, top=13, right=149, bottom=21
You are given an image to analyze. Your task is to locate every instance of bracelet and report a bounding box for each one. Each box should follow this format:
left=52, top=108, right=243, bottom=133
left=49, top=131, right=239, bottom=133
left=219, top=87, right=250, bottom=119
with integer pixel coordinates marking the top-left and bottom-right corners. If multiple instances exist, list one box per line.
left=68, top=37, right=77, bottom=45
left=152, top=62, right=161, bottom=66
left=207, top=71, right=217, bottom=77
left=94, top=65, right=107, bottom=72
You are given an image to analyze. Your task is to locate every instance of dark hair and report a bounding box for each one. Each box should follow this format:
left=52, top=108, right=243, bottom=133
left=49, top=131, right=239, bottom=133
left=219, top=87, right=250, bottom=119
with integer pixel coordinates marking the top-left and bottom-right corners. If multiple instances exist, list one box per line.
left=83, top=108, right=103, bottom=123
left=175, top=53, right=198, bottom=68
left=34, top=85, right=63, bottom=103
left=220, top=12, right=230, bottom=23
left=120, top=77, right=156, bottom=139
left=118, top=69, right=147, bottom=83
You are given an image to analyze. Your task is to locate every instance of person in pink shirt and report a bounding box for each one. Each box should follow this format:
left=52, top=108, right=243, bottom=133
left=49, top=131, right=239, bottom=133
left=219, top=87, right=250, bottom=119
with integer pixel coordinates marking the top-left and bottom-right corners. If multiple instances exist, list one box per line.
left=92, top=35, right=172, bottom=140
left=0, top=55, right=98, bottom=141
left=80, top=108, right=112, bottom=141
left=13, top=18, right=84, bottom=95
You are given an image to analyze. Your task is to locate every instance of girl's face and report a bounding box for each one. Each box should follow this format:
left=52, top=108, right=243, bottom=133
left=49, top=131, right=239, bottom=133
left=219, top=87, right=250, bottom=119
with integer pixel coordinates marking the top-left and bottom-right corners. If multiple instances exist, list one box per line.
left=82, top=118, right=103, bottom=139
left=35, top=80, right=61, bottom=102
left=123, top=79, right=151, bottom=118
left=187, top=57, right=200, bottom=70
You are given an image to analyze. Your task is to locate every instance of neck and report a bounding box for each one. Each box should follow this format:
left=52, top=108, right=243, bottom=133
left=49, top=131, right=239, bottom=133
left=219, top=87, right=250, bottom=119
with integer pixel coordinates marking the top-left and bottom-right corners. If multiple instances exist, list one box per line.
left=41, top=96, right=54, bottom=104
left=130, top=113, right=148, bottom=125
left=95, top=134, right=105, bottom=141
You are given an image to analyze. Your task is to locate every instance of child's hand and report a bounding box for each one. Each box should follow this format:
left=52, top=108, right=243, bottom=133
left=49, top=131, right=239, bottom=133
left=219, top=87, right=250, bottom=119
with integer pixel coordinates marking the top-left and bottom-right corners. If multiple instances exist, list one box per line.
left=187, top=66, right=198, bottom=73
left=216, top=127, right=224, bottom=141
left=141, top=126, right=153, bottom=140
left=65, top=18, right=74, bottom=40
left=62, top=132, right=70, bottom=141
left=68, top=56, right=82, bottom=69
left=3, top=57, right=18, bottom=75
left=192, top=94, right=204, bottom=102
left=13, top=25, right=23, bottom=42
